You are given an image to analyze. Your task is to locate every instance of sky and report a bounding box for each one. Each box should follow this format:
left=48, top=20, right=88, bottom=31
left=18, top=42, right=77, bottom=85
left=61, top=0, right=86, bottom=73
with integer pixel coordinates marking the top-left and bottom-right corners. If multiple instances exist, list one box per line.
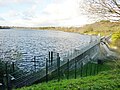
left=0, top=0, right=91, bottom=27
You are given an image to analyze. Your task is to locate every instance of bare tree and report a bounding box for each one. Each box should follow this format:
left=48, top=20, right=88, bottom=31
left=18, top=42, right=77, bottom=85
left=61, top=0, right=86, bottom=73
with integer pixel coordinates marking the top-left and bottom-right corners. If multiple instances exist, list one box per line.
left=82, top=0, right=120, bottom=21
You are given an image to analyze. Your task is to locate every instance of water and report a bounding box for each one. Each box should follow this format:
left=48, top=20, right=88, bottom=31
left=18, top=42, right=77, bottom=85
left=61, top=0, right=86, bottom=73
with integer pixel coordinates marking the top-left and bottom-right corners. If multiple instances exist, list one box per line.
left=0, top=29, right=98, bottom=71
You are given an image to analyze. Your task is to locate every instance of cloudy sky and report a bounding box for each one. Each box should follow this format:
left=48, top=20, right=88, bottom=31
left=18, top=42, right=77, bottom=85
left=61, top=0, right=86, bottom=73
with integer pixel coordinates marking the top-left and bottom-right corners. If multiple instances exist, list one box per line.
left=0, top=0, right=91, bottom=27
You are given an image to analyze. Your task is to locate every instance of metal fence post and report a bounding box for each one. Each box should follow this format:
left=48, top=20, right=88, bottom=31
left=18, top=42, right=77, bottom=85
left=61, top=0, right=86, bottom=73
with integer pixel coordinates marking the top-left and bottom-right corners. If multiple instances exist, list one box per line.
left=12, top=62, right=15, bottom=73
left=96, top=63, right=99, bottom=74
left=49, top=51, right=51, bottom=66
left=57, top=53, right=60, bottom=82
left=5, top=62, right=11, bottom=90
left=51, top=51, right=53, bottom=65
left=33, top=56, right=37, bottom=72
left=90, top=62, right=92, bottom=75
left=97, top=60, right=103, bottom=73
left=93, top=64, right=96, bottom=75
left=75, top=59, right=77, bottom=79
left=67, top=59, right=69, bottom=79
left=80, top=62, right=83, bottom=77
left=46, top=58, right=48, bottom=83
left=86, top=63, right=88, bottom=77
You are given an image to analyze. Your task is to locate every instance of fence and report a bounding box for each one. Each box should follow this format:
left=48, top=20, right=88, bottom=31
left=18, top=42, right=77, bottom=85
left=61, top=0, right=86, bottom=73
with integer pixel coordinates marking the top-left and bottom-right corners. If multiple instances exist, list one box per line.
left=0, top=49, right=110, bottom=90
left=1, top=37, right=108, bottom=89
left=0, top=60, right=18, bottom=90
left=40, top=53, right=105, bottom=83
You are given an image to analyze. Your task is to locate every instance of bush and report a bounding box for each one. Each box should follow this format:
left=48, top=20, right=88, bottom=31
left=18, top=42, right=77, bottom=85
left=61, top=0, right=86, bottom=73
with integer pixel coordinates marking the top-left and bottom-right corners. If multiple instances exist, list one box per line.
left=112, top=32, right=120, bottom=48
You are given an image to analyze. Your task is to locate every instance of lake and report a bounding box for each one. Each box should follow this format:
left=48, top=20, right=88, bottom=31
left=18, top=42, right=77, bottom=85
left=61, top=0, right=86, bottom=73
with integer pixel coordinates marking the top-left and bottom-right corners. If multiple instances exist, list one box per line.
left=0, top=29, right=98, bottom=71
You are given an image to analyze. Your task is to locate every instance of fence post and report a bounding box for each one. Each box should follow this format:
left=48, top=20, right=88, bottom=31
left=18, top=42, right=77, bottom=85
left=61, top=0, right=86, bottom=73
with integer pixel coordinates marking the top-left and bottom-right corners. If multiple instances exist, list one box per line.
left=5, top=62, right=11, bottom=90
left=33, top=56, right=37, bottom=72
left=96, top=63, right=99, bottom=74
left=97, top=60, right=101, bottom=74
left=93, top=64, right=96, bottom=75
left=51, top=51, right=53, bottom=65
left=80, top=62, right=83, bottom=77
left=46, top=58, right=48, bottom=83
left=49, top=52, right=51, bottom=66
left=86, top=63, right=88, bottom=77
left=67, top=59, right=69, bottom=79
left=90, top=62, right=92, bottom=75
left=12, top=62, right=15, bottom=73
left=57, top=53, right=60, bottom=82
left=75, top=59, right=77, bottom=79
left=97, top=60, right=103, bottom=73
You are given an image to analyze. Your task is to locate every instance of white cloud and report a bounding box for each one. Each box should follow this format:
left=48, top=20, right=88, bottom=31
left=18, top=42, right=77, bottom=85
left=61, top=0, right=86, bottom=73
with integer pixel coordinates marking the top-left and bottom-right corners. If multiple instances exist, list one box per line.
left=32, top=0, right=88, bottom=26
left=0, top=0, right=89, bottom=26
left=43, top=0, right=80, bottom=19
left=0, top=0, right=42, bottom=6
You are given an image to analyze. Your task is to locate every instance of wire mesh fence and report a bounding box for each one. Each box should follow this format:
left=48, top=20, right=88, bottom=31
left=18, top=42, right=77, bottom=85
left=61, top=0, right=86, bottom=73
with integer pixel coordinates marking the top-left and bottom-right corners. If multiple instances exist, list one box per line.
left=1, top=49, right=110, bottom=90
left=1, top=39, right=109, bottom=90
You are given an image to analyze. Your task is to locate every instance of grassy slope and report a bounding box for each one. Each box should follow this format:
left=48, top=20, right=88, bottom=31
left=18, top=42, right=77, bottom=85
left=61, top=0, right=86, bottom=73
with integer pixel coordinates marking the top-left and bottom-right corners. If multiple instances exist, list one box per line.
left=16, top=61, right=120, bottom=90
left=81, top=21, right=120, bottom=50
left=37, top=20, right=120, bottom=35
left=16, top=69, right=120, bottom=90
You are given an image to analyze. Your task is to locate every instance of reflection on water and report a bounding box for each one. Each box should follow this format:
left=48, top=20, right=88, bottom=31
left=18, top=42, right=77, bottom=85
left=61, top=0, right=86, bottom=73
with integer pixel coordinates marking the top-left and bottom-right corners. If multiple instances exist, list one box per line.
left=0, top=29, right=97, bottom=70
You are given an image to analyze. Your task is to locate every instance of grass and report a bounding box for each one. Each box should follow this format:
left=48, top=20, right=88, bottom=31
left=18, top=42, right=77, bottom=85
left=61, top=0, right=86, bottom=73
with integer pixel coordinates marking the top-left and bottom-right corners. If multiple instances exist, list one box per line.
left=62, top=62, right=112, bottom=79
left=16, top=69, right=120, bottom=90
left=38, top=61, right=112, bottom=83
left=15, top=60, right=119, bottom=90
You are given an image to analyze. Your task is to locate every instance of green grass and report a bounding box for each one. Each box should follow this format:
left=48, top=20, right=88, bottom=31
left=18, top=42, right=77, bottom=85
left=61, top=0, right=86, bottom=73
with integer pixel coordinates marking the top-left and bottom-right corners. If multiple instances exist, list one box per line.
left=39, top=61, right=112, bottom=83
left=62, top=62, right=112, bottom=79
left=15, top=61, right=119, bottom=90
left=16, top=69, right=120, bottom=90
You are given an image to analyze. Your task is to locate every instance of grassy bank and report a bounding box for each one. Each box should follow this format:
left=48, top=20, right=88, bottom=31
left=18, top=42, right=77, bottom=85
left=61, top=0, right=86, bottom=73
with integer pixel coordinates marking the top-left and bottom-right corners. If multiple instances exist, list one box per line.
left=16, top=69, right=120, bottom=90
left=36, top=20, right=120, bottom=35
left=16, top=60, right=120, bottom=90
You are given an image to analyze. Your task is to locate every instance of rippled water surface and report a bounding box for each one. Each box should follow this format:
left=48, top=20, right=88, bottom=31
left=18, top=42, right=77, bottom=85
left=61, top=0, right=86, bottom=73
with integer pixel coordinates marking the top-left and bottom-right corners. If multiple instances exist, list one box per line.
left=0, top=29, right=97, bottom=70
